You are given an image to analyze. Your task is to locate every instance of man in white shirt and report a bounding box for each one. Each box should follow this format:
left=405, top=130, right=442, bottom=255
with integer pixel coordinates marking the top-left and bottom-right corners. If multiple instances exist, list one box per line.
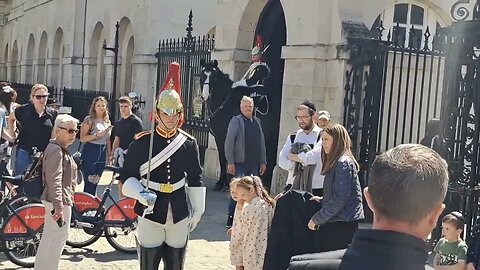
left=278, top=101, right=324, bottom=196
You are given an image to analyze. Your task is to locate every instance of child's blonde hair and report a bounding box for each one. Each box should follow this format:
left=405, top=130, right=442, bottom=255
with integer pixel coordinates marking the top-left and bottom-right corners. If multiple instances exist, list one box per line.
left=236, top=175, right=275, bottom=207
left=230, top=178, right=240, bottom=188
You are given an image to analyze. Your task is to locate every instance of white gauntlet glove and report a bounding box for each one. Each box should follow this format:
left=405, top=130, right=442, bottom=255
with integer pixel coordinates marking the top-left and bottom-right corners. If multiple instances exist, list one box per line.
left=232, top=80, right=247, bottom=88
left=122, top=177, right=157, bottom=215
left=187, top=186, right=206, bottom=232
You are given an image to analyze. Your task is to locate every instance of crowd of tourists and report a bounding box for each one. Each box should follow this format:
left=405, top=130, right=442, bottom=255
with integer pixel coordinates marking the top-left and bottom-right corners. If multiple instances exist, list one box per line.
left=0, top=82, right=144, bottom=269
left=222, top=97, right=480, bottom=270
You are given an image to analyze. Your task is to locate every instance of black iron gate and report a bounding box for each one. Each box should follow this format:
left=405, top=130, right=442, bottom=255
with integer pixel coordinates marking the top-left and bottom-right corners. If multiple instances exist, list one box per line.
left=346, top=0, right=480, bottom=243
left=154, top=11, right=214, bottom=164
left=345, top=22, right=445, bottom=187
left=439, top=0, right=480, bottom=242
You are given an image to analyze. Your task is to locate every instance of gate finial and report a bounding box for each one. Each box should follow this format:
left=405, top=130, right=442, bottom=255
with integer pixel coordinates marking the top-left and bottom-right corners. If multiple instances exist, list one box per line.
left=474, top=0, right=480, bottom=20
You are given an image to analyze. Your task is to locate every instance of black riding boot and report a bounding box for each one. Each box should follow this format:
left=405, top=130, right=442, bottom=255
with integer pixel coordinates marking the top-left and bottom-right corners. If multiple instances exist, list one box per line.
left=138, top=244, right=165, bottom=270
left=163, top=245, right=187, bottom=270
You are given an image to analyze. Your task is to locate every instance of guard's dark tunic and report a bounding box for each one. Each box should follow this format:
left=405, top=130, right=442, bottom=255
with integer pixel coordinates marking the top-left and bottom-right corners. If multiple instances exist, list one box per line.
left=120, top=129, right=203, bottom=224
left=245, top=63, right=270, bottom=87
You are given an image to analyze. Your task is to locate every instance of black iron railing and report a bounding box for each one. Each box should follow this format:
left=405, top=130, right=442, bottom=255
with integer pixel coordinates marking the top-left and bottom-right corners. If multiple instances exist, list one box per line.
left=154, top=10, right=214, bottom=163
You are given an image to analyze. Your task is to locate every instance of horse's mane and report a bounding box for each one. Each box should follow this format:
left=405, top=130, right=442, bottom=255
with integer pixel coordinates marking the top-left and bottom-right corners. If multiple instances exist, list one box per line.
left=215, top=68, right=232, bottom=84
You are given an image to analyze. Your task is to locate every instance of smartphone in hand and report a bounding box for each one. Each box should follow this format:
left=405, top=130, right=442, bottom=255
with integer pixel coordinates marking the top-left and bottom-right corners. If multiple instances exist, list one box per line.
left=51, top=209, right=66, bottom=227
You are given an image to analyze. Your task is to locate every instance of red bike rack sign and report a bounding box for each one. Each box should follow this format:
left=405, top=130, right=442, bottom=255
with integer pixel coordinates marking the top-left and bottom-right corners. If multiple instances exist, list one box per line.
left=3, top=205, right=45, bottom=234
left=74, top=192, right=101, bottom=213
left=105, top=198, right=137, bottom=222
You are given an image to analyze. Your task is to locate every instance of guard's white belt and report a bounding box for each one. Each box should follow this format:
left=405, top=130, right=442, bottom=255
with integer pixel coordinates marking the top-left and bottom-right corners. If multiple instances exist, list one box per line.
left=141, top=178, right=186, bottom=193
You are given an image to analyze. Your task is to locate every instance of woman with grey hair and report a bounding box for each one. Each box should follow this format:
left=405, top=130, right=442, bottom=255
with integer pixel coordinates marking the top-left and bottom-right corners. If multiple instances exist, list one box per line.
left=34, top=114, right=79, bottom=270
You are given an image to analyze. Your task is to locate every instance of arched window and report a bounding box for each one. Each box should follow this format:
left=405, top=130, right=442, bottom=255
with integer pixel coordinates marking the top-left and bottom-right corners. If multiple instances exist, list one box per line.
left=373, top=1, right=447, bottom=48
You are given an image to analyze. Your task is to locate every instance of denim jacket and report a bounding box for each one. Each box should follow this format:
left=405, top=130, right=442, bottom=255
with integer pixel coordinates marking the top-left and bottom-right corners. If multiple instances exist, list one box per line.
left=311, top=155, right=364, bottom=225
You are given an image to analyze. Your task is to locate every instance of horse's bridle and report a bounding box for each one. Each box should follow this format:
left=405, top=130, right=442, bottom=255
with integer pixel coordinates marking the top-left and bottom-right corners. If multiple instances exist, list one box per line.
left=206, top=92, right=232, bottom=119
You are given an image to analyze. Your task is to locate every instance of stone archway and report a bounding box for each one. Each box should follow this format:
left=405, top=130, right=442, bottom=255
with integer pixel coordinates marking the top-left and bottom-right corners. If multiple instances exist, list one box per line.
left=2, top=44, right=8, bottom=80
left=124, top=36, right=134, bottom=94
left=52, top=27, right=64, bottom=87
left=37, top=32, right=48, bottom=83
left=118, top=17, right=134, bottom=97
left=254, top=0, right=287, bottom=188
left=11, top=41, right=18, bottom=82
left=88, top=22, right=106, bottom=90
left=26, top=34, right=35, bottom=84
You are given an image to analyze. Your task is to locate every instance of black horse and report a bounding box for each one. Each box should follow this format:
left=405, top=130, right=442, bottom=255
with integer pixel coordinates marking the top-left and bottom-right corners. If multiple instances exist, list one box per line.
left=200, top=59, right=262, bottom=190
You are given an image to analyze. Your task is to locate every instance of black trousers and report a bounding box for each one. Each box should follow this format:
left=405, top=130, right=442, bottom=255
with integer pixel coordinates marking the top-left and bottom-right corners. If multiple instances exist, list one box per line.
left=313, top=221, right=358, bottom=253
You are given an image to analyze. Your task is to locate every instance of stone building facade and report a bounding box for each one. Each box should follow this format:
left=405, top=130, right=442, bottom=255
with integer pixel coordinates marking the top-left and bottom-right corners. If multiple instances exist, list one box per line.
left=205, top=0, right=464, bottom=191
left=0, top=0, right=216, bottom=97
left=0, top=0, right=471, bottom=191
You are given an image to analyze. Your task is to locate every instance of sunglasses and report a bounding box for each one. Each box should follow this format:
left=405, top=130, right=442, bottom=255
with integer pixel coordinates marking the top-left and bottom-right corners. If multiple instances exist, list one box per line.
left=58, top=126, right=79, bottom=134
left=34, top=94, right=49, bottom=100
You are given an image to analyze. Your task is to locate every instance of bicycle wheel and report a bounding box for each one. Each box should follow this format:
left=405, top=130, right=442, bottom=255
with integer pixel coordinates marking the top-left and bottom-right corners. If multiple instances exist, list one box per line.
left=66, top=226, right=102, bottom=248
left=105, top=221, right=137, bottom=253
left=1, top=228, right=42, bottom=267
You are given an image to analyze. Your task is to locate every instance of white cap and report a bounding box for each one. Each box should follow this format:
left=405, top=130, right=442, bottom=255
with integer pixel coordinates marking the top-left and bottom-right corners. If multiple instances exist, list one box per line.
left=318, top=110, right=331, bottom=121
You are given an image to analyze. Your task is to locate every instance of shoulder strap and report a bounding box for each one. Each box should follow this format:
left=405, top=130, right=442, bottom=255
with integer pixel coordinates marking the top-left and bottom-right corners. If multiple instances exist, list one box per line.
left=317, top=130, right=323, bottom=142
left=290, top=133, right=296, bottom=144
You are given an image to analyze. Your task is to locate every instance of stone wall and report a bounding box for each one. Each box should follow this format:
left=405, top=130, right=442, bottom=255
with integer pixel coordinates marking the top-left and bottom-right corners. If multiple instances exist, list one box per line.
left=0, top=0, right=217, bottom=115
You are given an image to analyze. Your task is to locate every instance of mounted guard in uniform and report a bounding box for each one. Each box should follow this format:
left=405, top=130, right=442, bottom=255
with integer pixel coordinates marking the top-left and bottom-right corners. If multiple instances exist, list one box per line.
left=120, top=62, right=206, bottom=270
left=232, top=35, right=271, bottom=114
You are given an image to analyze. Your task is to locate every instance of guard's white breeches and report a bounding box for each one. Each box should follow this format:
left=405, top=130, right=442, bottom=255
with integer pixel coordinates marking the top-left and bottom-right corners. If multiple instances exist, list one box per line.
left=137, top=208, right=189, bottom=248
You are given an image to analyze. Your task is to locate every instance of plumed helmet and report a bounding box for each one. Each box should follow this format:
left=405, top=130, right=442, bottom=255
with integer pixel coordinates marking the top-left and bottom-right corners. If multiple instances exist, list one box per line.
left=156, top=62, right=183, bottom=116
left=251, top=35, right=264, bottom=56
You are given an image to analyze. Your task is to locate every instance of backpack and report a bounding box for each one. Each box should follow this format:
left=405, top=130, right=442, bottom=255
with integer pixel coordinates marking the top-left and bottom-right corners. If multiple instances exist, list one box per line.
left=23, top=145, right=68, bottom=200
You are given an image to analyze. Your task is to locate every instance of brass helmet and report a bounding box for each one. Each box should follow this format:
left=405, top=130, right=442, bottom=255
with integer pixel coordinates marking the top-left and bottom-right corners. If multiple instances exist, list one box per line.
left=156, top=62, right=183, bottom=116
left=251, top=35, right=263, bottom=56
left=157, top=88, right=183, bottom=116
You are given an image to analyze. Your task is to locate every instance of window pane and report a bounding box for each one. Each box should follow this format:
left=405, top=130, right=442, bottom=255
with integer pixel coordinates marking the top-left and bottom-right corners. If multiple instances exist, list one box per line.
left=394, top=4, right=408, bottom=24
left=411, top=5, right=424, bottom=25
left=410, top=29, right=423, bottom=49
left=393, top=26, right=406, bottom=47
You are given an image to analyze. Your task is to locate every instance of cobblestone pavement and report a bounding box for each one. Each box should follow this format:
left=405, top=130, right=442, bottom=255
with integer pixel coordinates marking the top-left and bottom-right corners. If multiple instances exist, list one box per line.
left=0, top=172, right=233, bottom=269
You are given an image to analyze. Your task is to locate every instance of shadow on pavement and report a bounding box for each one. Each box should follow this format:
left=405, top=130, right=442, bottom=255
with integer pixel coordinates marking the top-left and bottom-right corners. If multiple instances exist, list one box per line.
left=62, top=248, right=136, bottom=263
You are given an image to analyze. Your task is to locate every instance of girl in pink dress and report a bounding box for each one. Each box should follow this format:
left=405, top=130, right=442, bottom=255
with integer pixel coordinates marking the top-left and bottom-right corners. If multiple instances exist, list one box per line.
left=229, top=178, right=246, bottom=269
left=236, top=176, right=275, bottom=270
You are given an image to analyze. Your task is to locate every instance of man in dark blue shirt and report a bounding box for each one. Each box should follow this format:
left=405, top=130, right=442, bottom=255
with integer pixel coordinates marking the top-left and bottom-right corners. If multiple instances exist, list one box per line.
left=112, top=96, right=144, bottom=199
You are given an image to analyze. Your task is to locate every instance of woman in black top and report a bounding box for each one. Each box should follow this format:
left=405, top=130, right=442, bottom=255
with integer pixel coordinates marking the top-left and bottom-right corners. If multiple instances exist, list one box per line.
left=9, top=84, right=57, bottom=175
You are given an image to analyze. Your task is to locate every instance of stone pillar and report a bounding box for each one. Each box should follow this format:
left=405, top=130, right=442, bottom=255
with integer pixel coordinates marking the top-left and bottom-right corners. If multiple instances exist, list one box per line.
left=46, top=58, right=60, bottom=87
left=34, top=59, right=46, bottom=84
left=104, top=56, right=122, bottom=96
left=83, top=57, right=97, bottom=90
left=62, top=56, right=83, bottom=89
left=130, top=54, right=157, bottom=120
left=0, top=63, right=6, bottom=81
left=19, top=59, right=28, bottom=83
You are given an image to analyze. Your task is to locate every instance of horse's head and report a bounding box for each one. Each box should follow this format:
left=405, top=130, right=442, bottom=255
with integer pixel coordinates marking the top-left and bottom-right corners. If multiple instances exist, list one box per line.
left=200, top=59, right=230, bottom=102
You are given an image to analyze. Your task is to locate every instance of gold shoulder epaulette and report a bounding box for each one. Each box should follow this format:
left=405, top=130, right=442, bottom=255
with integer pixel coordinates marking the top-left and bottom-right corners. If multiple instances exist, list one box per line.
left=134, top=131, right=151, bottom=140
left=178, top=129, right=195, bottom=140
